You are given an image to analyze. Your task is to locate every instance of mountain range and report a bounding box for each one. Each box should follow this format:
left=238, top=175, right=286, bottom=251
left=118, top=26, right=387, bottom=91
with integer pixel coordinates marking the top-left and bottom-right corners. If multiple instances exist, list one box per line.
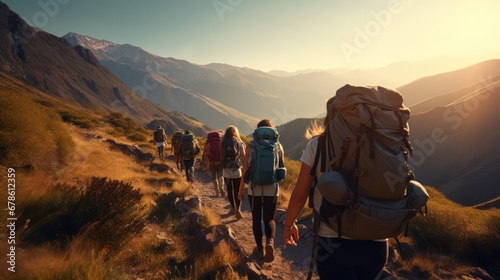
left=276, top=60, right=500, bottom=206
left=0, top=1, right=209, bottom=135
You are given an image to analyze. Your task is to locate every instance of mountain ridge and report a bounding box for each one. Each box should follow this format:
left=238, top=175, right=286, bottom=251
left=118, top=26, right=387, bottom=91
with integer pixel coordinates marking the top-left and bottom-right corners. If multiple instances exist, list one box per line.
left=0, top=2, right=209, bottom=135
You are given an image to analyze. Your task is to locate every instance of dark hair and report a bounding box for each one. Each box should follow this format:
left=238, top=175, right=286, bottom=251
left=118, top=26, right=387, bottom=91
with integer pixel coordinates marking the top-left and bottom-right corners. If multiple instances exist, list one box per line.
left=184, top=130, right=192, bottom=135
left=257, top=119, right=274, bottom=128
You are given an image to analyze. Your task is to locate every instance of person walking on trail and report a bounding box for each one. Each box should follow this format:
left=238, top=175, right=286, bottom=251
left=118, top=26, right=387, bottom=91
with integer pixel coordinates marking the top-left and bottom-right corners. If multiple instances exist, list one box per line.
left=179, top=130, right=201, bottom=183
left=221, top=125, right=245, bottom=220
left=171, top=129, right=184, bottom=170
left=153, top=125, right=168, bottom=160
left=204, top=130, right=225, bottom=197
left=283, top=99, right=389, bottom=279
left=238, top=119, right=286, bottom=263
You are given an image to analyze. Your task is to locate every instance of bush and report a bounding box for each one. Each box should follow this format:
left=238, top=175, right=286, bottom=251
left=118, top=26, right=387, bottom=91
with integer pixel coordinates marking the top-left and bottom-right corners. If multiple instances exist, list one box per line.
left=19, top=177, right=145, bottom=253
left=105, top=112, right=150, bottom=143
left=59, top=110, right=100, bottom=129
left=0, top=91, right=74, bottom=168
left=410, top=187, right=500, bottom=268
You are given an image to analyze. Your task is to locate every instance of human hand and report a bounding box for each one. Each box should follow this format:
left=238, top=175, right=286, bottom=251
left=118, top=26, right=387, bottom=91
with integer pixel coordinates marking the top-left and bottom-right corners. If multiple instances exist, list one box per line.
left=238, top=188, right=245, bottom=201
left=283, top=224, right=299, bottom=246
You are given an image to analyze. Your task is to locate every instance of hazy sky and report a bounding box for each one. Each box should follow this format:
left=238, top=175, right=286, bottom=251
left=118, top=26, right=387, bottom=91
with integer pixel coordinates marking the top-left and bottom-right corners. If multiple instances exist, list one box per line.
left=3, top=0, right=500, bottom=72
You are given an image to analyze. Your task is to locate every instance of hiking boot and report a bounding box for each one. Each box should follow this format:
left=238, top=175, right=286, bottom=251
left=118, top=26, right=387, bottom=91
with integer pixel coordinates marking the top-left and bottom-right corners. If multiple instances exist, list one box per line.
left=235, top=209, right=242, bottom=220
left=253, top=246, right=264, bottom=259
left=264, top=239, right=274, bottom=263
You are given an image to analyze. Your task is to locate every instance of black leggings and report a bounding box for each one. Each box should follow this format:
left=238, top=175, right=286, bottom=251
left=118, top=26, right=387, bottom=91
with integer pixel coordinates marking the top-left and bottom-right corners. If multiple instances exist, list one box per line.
left=247, top=195, right=277, bottom=248
left=224, top=177, right=241, bottom=210
left=183, top=158, right=195, bottom=181
left=316, top=237, right=388, bottom=280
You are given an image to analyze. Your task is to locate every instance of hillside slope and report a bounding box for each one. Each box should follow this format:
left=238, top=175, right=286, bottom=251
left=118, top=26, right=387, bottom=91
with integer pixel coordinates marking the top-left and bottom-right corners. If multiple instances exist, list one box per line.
left=0, top=2, right=208, bottom=135
left=62, top=33, right=349, bottom=133
left=398, top=59, right=500, bottom=107
left=63, top=33, right=259, bottom=133
left=409, top=80, right=500, bottom=205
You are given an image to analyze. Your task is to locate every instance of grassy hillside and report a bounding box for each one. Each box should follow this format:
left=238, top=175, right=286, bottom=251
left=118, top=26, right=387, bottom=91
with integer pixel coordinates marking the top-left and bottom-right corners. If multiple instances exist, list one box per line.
left=0, top=69, right=232, bottom=278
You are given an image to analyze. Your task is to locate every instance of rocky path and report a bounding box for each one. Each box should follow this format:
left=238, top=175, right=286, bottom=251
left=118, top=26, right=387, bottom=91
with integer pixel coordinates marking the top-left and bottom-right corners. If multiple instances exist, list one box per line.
left=191, top=169, right=320, bottom=280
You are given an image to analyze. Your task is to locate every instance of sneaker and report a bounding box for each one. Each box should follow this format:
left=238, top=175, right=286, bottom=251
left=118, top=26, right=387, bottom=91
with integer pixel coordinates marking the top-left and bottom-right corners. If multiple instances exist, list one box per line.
left=235, top=209, right=242, bottom=220
left=264, top=239, right=274, bottom=263
left=253, top=246, right=264, bottom=259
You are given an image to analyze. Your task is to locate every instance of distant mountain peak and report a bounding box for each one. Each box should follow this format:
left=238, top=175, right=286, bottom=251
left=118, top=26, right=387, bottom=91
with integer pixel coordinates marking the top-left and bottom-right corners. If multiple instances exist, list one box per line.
left=63, top=32, right=117, bottom=50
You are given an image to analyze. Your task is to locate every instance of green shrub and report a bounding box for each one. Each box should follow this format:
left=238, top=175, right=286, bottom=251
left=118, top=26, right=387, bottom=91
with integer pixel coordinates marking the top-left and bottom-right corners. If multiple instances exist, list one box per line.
left=0, top=91, right=74, bottom=168
left=19, top=177, right=145, bottom=253
left=59, top=110, right=100, bottom=129
left=127, top=132, right=148, bottom=142
left=105, top=112, right=150, bottom=143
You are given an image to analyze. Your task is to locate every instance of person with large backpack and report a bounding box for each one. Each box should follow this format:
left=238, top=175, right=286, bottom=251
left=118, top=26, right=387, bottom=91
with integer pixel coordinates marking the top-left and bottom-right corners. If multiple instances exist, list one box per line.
left=153, top=125, right=168, bottom=160
left=179, top=130, right=201, bottom=183
left=171, top=129, right=184, bottom=170
left=203, top=130, right=225, bottom=197
left=282, top=85, right=428, bottom=280
left=221, top=125, right=245, bottom=220
left=238, top=119, right=286, bottom=263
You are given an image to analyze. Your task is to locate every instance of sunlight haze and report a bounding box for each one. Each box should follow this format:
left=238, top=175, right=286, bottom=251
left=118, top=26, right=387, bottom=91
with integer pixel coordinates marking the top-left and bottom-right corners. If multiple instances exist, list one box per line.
left=3, top=0, right=500, bottom=72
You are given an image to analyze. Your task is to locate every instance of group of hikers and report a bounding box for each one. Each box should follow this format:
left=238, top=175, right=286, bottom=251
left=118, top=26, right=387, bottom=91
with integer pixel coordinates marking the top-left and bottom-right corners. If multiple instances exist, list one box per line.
left=153, top=125, right=200, bottom=182
left=153, top=119, right=285, bottom=264
left=151, top=85, right=428, bottom=280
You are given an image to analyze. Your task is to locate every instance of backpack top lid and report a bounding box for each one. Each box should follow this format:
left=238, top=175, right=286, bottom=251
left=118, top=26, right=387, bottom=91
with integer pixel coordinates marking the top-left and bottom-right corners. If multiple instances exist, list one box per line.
left=182, top=133, right=194, bottom=141
left=206, top=130, right=223, bottom=162
left=207, top=130, right=223, bottom=140
left=253, top=126, right=279, bottom=145
left=333, top=84, right=409, bottom=112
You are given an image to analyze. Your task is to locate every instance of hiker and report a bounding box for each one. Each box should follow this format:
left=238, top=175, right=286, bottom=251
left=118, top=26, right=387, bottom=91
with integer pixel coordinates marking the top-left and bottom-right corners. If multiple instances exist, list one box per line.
left=282, top=85, right=426, bottom=279
left=204, top=130, right=225, bottom=197
left=238, top=119, right=285, bottom=263
left=179, top=130, right=201, bottom=183
left=171, top=129, right=184, bottom=170
left=153, top=125, right=168, bottom=160
left=221, top=125, right=245, bottom=220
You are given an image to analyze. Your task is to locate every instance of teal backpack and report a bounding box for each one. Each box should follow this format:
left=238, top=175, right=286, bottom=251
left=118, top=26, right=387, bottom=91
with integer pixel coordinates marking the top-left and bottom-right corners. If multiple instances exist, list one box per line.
left=247, top=127, right=285, bottom=185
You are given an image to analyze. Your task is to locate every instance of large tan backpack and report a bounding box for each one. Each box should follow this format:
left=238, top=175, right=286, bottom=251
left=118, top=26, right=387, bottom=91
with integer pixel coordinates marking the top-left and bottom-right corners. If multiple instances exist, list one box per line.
left=311, top=84, right=428, bottom=240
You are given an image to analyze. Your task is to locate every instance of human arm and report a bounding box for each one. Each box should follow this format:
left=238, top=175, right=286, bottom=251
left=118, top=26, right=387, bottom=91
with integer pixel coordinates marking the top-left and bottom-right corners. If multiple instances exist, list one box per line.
left=238, top=144, right=251, bottom=201
left=283, top=162, right=314, bottom=246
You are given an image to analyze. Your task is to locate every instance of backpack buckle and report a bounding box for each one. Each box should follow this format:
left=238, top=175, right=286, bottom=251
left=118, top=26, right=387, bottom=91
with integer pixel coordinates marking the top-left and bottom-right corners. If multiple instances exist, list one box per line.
left=341, top=138, right=350, bottom=151
left=356, top=124, right=366, bottom=136
left=354, top=168, right=364, bottom=177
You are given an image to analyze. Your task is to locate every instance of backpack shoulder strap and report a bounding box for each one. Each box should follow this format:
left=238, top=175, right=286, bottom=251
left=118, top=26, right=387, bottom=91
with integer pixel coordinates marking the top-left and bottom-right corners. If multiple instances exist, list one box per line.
left=310, top=134, right=326, bottom=176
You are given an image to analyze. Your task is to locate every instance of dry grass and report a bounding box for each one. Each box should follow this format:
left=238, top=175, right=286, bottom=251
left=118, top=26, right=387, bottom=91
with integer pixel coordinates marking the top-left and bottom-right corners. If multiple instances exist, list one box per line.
left=410, top=187, right=500, bottom=268
left=188, top=242, right=245, bottom=280
left=198, top=206, right=222, bottom=227
left=397, top=252, right=475, bottom=278
left=16, top=241, right=120, bottom=280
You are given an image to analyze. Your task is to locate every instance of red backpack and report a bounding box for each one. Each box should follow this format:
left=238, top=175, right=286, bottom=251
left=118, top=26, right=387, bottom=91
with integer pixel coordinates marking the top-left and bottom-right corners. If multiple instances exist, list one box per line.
left=206, top=130, right=223, bottom=163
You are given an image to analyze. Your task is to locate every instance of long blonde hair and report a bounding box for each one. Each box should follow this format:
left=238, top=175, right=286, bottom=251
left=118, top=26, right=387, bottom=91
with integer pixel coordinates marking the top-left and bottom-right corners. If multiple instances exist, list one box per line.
left=223, top=125, right=242, bottom=142
left=305, top=97, right=335, bottom=139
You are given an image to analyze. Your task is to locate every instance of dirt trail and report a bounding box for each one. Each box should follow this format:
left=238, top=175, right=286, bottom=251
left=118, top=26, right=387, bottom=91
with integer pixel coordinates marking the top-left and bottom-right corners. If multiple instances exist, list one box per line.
left=191, top=168, right=320, bottom=280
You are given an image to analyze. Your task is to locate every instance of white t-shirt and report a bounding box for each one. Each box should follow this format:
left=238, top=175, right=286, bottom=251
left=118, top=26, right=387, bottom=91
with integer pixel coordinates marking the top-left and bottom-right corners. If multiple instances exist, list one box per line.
left=156, top=142, right=166, bottom=147
left=300, top=137, right=339, bottom=238
left=223, top=167, right=242, bottom=178
left=301, top=137, right=386, bottom=241
left=248, top=183, right=279, bottom=197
